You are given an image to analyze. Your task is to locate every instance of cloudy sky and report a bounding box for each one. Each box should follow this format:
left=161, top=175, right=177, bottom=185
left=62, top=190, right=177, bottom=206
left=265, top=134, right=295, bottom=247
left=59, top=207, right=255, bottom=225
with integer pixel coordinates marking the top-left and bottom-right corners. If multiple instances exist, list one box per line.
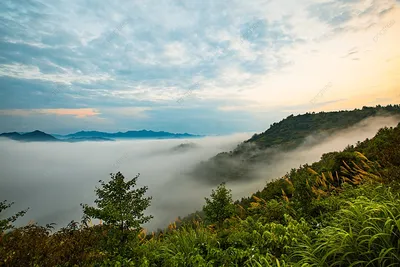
left=0, top=0, right=399, bottom=135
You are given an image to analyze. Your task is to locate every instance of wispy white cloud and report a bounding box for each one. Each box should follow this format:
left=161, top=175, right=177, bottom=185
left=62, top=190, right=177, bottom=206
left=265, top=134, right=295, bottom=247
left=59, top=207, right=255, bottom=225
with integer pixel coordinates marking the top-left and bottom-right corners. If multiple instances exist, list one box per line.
left=0, top=64, right=112, bottom=84
left=102, top=107, right=151, bottom=118
left=0, top=0, right=399, bottom=133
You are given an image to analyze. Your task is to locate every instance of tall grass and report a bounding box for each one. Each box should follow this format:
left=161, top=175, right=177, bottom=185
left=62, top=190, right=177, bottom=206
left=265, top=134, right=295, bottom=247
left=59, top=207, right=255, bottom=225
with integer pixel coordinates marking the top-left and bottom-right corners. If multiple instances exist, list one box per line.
left=159, top=225, right=218, bottom=266
left=294, top=186, right=400, bottom=266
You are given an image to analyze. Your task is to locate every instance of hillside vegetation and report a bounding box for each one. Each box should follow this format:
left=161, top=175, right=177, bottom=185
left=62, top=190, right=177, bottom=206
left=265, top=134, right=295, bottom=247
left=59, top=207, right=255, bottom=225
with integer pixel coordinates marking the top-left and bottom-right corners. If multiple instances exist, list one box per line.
left=1, top=106, right=400, bottom=266
left=247, top=105, right=400, bottom=149
left=191, top=105, right=400, bottom=184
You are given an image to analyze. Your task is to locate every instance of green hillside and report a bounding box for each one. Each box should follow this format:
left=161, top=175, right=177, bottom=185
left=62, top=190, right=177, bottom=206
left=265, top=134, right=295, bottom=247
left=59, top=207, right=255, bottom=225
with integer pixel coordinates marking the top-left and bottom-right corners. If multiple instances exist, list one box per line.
left=190, top=105, right=400, bottom=184
left=246, top=105, right=400, bottom=149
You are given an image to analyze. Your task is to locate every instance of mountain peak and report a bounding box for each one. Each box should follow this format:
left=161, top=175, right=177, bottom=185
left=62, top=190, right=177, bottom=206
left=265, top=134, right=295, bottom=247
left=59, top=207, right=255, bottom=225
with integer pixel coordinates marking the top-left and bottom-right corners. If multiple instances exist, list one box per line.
left=31, top=130, right=46, bottom=134
left=0, top=130, right=58, bottom=142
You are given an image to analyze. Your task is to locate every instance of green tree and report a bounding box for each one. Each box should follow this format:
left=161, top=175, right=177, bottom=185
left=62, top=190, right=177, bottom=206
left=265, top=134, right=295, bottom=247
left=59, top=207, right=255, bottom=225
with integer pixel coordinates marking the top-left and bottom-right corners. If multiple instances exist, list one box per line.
left=81, top=172, right=153, bottom=233
left=0, top=200, right=28, bottom=233
left=203, top=182, right=235, bottom=227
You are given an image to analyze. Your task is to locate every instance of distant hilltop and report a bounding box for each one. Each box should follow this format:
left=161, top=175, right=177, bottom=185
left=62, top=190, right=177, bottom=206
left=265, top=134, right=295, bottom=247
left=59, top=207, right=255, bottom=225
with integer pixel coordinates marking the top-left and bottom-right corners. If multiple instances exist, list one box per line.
left=0, top=130, right=59, bottom=142
left=0, top=130, right=202, bottom=142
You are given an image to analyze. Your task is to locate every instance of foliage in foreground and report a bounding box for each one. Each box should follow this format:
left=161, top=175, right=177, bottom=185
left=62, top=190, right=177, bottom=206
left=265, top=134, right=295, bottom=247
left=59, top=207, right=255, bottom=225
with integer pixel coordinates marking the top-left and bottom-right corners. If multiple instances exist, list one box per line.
left=294, top=186, right=400, bottom=267
left=1, top=122, right=400, bottom=266
left=0, top=201, right=27, bottom=233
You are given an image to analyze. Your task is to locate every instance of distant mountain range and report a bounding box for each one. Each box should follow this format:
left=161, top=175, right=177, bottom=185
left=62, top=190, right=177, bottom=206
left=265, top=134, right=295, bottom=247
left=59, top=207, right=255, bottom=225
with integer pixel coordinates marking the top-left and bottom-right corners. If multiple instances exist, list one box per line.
left=0, top=130, right=59, bottom=142
left=0, top=130, right=202, bottom=142
left=64, top=130, right=199, bottom=139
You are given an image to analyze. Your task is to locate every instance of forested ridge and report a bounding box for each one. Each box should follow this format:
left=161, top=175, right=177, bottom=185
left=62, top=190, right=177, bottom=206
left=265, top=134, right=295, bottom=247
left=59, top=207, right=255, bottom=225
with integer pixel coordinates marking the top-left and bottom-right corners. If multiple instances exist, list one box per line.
left=246, top=104, right=400, bottom=149
left=191, top=104, right=400, bottom=184
left=1, top=106, right=400, bottom=266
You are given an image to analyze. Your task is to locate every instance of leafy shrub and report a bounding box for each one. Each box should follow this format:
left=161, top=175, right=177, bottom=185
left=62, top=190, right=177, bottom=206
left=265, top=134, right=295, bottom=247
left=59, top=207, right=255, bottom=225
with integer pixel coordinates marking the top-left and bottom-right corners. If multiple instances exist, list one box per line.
left=0, top=200, right=28, bottom=232
left=203, top=183, right=236, bottom=227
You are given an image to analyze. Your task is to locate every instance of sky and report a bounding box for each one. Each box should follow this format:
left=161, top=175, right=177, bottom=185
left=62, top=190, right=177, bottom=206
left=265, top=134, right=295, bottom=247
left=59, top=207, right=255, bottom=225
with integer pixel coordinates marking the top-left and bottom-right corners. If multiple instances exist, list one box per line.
left=0, top=0, right=399, bottom=135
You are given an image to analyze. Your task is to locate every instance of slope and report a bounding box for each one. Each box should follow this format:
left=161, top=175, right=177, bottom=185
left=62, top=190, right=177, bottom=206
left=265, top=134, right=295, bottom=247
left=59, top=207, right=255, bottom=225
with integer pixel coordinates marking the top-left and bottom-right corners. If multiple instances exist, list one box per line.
left=190, top=105, right=400, bottom=184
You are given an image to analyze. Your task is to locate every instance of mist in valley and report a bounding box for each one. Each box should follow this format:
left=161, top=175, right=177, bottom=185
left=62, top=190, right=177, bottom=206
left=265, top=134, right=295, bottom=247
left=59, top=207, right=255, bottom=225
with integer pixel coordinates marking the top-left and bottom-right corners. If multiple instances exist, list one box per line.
left=0, top=116, right=399, bottom=231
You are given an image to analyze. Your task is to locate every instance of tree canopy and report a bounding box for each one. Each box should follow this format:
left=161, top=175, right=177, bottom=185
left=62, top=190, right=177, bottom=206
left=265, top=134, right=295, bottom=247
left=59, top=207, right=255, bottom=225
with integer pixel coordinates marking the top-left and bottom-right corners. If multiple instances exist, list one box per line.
left=203, top=182, right=235, bottom=226
left=81, top=172, right=153, bottom=232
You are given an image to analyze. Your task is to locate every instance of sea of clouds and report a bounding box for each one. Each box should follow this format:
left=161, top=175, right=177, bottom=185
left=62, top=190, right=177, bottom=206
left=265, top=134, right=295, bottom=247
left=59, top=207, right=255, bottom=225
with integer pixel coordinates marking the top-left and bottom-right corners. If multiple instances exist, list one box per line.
left=0, top=116, right=399, bottom=231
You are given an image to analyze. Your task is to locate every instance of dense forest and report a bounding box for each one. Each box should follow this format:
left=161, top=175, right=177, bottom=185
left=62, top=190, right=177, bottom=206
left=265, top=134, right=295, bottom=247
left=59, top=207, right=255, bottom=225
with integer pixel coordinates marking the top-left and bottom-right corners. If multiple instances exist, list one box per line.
left=1, top=106, right=400, bottom=266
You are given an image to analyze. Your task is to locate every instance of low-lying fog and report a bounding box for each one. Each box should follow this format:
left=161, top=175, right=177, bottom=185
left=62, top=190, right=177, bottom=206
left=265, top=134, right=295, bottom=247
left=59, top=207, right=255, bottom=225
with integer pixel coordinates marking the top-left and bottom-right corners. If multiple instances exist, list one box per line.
left=0, top=116, right=399, bottom=231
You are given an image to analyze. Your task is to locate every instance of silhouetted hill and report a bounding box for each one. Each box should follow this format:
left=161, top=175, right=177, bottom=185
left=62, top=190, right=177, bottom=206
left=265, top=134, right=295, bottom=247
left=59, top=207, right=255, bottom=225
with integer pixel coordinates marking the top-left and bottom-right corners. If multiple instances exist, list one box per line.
left=65, top=131, right=112, bottom=138
left=0, top=132, right=22, bottom=140
left=0, top=130, right=59, bottom=142
left=171, top=142, right=199, bottom=152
